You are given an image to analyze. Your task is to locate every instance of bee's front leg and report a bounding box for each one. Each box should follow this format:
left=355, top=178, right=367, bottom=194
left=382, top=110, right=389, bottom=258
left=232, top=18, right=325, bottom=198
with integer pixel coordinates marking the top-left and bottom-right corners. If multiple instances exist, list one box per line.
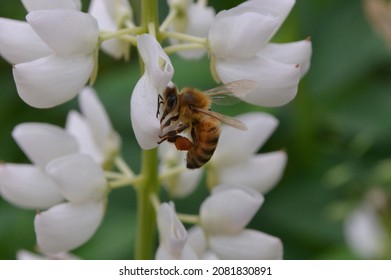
left=158, top=123, right=189, bottom=144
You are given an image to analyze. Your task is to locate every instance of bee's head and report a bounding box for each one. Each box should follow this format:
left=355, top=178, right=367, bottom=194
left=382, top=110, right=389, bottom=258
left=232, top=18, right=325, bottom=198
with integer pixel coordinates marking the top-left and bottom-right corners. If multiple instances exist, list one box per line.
left=159, top=84, right=179, bottom=125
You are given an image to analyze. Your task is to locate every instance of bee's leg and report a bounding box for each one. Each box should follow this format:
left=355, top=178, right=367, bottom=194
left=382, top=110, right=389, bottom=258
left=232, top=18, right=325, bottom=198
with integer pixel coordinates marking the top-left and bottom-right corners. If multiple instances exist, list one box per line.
left=161, top=114, right=179, bottom=126
left=158, top=124, right=189, bottom=144
left=156, top=94, right=164, bottom=118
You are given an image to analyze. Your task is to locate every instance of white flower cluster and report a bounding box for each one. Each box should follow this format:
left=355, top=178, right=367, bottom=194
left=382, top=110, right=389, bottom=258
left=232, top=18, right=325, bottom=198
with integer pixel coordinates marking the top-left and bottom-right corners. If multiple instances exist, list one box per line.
left=0, top=87, right=120, bottom=254
left=0, top=0, right=312, bottom=259
left=0, top=0, right=133, bottom=108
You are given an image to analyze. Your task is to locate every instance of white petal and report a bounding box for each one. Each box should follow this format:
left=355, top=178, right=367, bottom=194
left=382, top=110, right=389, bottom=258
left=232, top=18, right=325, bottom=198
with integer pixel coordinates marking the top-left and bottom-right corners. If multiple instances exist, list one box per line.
left=209, top=10, right=278, bottom=59
left=0, top=163, right=63, bottom=209
left=22, top=0, right=81, bottom=11
left=137, top=34, right=174, bottom=92
left=45, top=154, right=106, bottom=203
left=216, top=56, right=301, bottom=107
left=12, top=123, right=79, bottom=168
left=27, top=10, right=99, bottom=55
left=130, top=75, right=161, bottom=149
left=35, top=201, right=105, bottom=254
left=88, top=0, right=133, bottom=59
left=210, top=229, right=283, bottom=260
left=157, top=203, right=188, bottom=257
left=0, top=18, right=52, bottom=64
left=218, top=151, right=287, bottom=193
left=260, top=39, right=312, bottom=77
left=131, top=35, right=174, bottom=149
left=78, top=87, right=120, bottom=160
left=212, top=112, right=278, bottom=166
left=66, top=111, right=104, bottom=164
left=200, top=185, right=264, bottom=235
left=239, top=0, right=295, bottom=37
left=186, top=226, right=208, bottom=258
left=13, top=54, right=94, bottom=108
left=344, top=202, right=387, bottom=259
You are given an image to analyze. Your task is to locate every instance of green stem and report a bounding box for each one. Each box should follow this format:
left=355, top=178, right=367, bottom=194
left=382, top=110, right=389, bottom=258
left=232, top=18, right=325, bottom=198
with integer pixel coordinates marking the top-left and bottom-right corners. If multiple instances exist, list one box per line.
left=135, top=148, right=160, bottom=260
left=132, top=0, right=161, bottom=260
left=164, top=43, right=206, bottom=55
left=141, top=0, right=159, bottom=38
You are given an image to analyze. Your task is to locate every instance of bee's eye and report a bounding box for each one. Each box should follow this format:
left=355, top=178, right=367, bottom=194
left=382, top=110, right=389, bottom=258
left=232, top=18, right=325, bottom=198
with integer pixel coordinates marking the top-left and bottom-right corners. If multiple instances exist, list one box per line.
left=167, top=94, right=176, bottom=108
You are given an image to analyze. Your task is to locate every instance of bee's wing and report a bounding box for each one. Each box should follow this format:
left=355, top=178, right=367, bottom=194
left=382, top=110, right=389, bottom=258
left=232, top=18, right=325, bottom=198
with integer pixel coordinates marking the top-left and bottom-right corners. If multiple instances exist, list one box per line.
left=204, top=79, right=257, bottom=105
left=194, top=107, right=247, bottom=131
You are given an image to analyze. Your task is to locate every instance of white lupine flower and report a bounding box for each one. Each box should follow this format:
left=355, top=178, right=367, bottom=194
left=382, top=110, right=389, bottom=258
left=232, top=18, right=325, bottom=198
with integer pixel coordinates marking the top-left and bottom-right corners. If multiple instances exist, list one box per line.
left=155, top=202, right=198, bottom=259
left=167, top=0, right=215, bottom=59
left=131, top=34, right=174, bottom=149
left=190, top=184, right=283, bottom=259
left=0, top=123, right=79, bottom=209
left=0, top=0, right=80, bottom=64
left=159, top=142, right=202, bottom=198
left=344, top=201, right=387, bottom=259
left=35, top=154, right=107, bottom=254
left=209, top=0, right=312, bottom=106
left=7, top=9, right=98, bottom=108
left=66, top=87, right=121, bottom=168
left=208, top=112, right=287, bottom=193
left=89, top=0, right=133, bottom=59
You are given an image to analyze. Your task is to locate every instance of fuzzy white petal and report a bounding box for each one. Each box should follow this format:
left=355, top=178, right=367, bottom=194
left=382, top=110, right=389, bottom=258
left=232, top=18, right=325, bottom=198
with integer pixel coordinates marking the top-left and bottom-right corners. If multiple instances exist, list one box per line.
left=0, top=18, right=52, bottom=64
left=209, top=229, right=283, bottom=260
left=239, top=0, right=295, bottom=37
left=157, top=203, right=189, bottom=258
left=12, top=123, right=79, bottom=168
left=156, top=202, right=198, bottom=259
left=27, top=10, right=99, bottom=55
left=209, top=10, right=278, bottom=59
left=218, top=151, right=287, bottom=193
left=66, top=111, right=104, bottom=164
left=259, top=39, right=312, bottom=77
left=45, top=154, right=106, bottom=203
left=216, top=56, right=301, bottom=107
left=35, top=201, right=105, bottom=254
left=137, top=34, right=174, bottom=92
left=130, top=75, right=161, bottom=149
left=200, top=185, right=264, bottom=235
left=212, top=112, right=278, bottom=166
left=13, top=54, right=94, bottom=108
left=0, top=163, right=63, bottom=209
left=22, top=0, right=81, bottom=12
left=88, top=0, right=132, bottom=59
left=186, top=226, right=208, bottom=258
left=79, top=87, right=120, bottom=159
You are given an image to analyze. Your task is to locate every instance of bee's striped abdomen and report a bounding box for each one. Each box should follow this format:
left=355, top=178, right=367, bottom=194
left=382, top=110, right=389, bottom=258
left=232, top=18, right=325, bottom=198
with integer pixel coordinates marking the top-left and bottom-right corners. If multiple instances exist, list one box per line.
left=186, top=120, right=220, bottom=169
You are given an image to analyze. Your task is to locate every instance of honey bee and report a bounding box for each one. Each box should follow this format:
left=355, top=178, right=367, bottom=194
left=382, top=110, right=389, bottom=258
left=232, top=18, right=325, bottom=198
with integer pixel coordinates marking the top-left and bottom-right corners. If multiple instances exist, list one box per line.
left=157, top=80, right=257, bottom=169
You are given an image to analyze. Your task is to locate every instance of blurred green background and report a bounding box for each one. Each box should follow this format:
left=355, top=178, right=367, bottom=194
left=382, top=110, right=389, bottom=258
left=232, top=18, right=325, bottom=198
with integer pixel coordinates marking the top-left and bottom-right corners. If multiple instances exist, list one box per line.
left=1, top=0, right=391, bottom=259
